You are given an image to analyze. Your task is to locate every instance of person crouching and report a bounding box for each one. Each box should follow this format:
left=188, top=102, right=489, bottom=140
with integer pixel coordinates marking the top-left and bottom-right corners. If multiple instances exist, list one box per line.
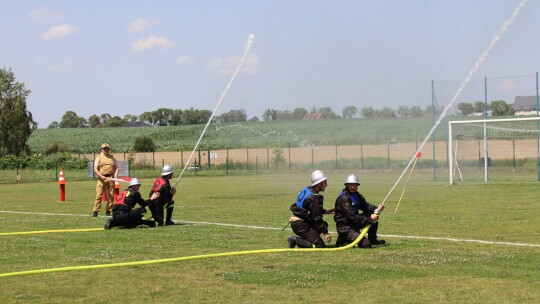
left=105, top=178, right=160, bottom=229
left=334, top=174, right=385, bottom=248
left=287, top=170, right=334, bottom=248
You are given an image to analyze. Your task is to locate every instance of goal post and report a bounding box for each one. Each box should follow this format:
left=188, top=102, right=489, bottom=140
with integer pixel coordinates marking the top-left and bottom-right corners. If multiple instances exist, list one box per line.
left=448, top=116, right=540, bottom=184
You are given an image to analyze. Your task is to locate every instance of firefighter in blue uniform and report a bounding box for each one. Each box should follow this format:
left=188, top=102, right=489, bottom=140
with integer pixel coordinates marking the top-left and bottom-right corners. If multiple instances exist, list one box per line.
left=104, top=178, right=159, bottom=229
left=334, top=174, right=385, bottom=248
left=287, top=170, right=334, bottom=248
left=149, top=165, right=177, bottom=226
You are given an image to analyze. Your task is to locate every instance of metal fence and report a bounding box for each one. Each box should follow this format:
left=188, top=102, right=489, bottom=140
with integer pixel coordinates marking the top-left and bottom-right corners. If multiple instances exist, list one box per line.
left=431, top=72, right=539, bottom=180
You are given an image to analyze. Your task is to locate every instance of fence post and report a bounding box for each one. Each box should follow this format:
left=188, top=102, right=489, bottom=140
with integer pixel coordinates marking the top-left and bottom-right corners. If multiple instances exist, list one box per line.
left=478, top=140, right=481, bottom=169
left=311, top=148, right=314, bottom=170
left=256, top=156, right=259, bottom=174
left=335, top=145, right=338, bottom=170
left=198, top=147, right=201, bottom=170
left=208, top=148, right=211, bottom=170
left=360, top=144, right=363, bottom=169
left=445, top=140, right=449, bottom=173
left=92, top=160, right=95, bottom=178
left=512, top=139, right=516, bottom=169
left=246, top=148, right=249, bottom=171
left=267, top=148, right=270, bottom=172
left=416, top=141, right=419, bottom=166
left=276, top=152, right=279, bottom=172
left=152, top=151, right=155, bottom=169
left=387, top=143, right=390, bottom=169
left=181, top=151, right=184, bottom=169
left=288, top=146, right=291, bottom=170
left=226, top=148, right=229, bottom=175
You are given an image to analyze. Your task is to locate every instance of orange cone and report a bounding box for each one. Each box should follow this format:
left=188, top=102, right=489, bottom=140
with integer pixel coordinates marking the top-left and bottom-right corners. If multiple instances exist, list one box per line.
left=58, top=168, right=66, bottom=202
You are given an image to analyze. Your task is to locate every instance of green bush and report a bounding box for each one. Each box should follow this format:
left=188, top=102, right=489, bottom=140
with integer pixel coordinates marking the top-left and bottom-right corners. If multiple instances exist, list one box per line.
left=133, top=135, right=156, bottom=152
left=44, top=141, right=69, bottom=155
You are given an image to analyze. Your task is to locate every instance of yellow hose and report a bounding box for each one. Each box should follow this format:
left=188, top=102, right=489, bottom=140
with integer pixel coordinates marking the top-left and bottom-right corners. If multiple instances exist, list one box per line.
left=0, top=225, right=370, bottom=278
left=0, top=228, right=104, bottom=236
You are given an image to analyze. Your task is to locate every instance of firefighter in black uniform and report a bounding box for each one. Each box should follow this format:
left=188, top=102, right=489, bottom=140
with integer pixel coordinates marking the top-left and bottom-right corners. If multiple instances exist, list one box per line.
left=104, top=178, right=160, bottom=229
left=149, top=165, right=177, bottom=226
left=334, top=174, right=385, bottom=248
left=287, top=170, right=334, bottom=248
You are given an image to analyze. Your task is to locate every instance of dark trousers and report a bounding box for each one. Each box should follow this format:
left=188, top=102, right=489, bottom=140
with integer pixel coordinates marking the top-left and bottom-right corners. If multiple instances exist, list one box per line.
left=149, top=201, right=174, bottom=226
left=291, top=220, right=326, bottom=248
left=112, top=208, right=147, bottom=228
left=335, top=221, right=379, bottom=248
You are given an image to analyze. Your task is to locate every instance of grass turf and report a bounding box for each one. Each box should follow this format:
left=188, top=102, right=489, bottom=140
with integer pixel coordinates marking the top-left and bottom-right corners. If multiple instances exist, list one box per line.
left=0, top=171, right=539, bottom=303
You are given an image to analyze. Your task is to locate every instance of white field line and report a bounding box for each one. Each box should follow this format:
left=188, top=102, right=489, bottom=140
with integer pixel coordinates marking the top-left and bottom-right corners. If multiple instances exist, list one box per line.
left=1, top=210, right=539, bottom=248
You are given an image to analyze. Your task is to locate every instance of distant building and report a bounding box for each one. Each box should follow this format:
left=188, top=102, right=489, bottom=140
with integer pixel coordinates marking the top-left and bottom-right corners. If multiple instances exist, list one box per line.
left=513, top=96, right=539, bottom=116
left=303, top=113, right=323, bottom=120
left=468, top=111, right=491, bottom=117
left=124, top=121, right=151, bottom=127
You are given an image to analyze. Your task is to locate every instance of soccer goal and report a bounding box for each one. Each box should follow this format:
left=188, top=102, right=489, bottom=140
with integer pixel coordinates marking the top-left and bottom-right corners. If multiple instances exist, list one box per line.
left=448, top=116, right=540, bottom=184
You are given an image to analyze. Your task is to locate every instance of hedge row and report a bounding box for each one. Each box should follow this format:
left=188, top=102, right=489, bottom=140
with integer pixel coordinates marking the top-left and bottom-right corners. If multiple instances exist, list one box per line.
left=0, top=153, right=89, bottom=170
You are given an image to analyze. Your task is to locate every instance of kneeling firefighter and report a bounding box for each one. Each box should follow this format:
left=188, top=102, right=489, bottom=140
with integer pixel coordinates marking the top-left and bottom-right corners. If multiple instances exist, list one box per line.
left=333, top=174, right=385, bottom=248
left=148, top=165, right=177, bottom=226
left=287, top=170, right=334, bottom=248
left=105, top=178, right=160, bottom=229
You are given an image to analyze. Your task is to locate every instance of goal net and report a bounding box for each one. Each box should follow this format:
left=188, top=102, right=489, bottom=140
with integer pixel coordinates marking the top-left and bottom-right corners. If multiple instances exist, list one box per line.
left=448, top=117, right=540, bottom=184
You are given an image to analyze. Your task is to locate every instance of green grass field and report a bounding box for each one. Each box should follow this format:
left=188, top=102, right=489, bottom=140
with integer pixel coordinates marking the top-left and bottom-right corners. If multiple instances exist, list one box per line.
left=0, top=171, right=539, bottom=303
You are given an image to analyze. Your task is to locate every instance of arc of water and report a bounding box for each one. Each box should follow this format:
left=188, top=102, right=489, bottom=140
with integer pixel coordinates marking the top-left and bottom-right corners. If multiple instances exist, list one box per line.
left=173, top=34, right=255, bottom=189
left=381, top=0, right=529, bottom=206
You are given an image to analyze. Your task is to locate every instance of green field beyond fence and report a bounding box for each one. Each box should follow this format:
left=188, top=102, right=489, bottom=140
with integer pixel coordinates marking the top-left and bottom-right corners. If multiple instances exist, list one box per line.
left=1, top=116, right=537, bottom=184
left=28, top=117, right=445, bottom=152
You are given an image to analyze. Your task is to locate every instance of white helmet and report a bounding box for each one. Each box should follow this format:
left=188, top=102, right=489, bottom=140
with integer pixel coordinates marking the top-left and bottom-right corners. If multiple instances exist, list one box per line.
left=310, top=170, right=328, bottom=186
left=129, top=178, right=141, bottom=187
left=344, top=174, right=360, bottom=185
left=161, top=164, right=174, bottom=176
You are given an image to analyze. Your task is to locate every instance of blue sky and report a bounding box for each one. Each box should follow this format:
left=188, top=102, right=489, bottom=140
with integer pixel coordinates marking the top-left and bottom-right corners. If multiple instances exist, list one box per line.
left=1, top=0, right=538, bottom=127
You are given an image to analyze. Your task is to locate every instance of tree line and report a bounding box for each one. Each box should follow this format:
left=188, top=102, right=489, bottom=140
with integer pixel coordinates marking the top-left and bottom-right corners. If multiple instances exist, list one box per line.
left=48, top=104, right=441, bottom=129
left=48, top=100, right=514, bottom=129
left=48, top=108, right=216, bottom=128
left=457, top=100, right=514, bottom=116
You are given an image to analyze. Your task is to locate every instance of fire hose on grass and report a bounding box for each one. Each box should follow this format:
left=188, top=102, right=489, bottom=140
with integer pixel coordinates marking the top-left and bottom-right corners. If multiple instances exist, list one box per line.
left=0, top=225, right=370, bottom=278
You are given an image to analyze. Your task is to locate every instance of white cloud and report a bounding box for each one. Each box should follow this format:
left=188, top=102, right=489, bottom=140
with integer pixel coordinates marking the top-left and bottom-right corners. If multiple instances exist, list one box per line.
left=127, top=18, right=155, bottom=33
left=205, top=53, right=260, bottom=76
left=49, top=59, right=75, bottom=72
left=28, top=7, right=64, bottom=24
left=40, top=24, right=78, bottom=41
left=131, top=35, right=175, bottom=53
left=174, top=54, right=193, bottom=65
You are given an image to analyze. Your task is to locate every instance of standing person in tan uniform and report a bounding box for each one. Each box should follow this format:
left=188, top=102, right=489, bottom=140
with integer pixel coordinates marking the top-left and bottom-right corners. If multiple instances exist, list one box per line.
left=92, top=143, right=118, bottom=217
